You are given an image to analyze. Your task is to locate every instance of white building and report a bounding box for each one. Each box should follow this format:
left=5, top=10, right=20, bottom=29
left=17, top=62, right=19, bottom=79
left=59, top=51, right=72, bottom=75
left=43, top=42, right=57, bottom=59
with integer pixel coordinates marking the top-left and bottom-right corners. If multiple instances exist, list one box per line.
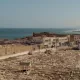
left=42, top=36, right=69, bottom=48
left=43, top=37, right=57, bottom=48
left=58, top=36, right=69, bottom=46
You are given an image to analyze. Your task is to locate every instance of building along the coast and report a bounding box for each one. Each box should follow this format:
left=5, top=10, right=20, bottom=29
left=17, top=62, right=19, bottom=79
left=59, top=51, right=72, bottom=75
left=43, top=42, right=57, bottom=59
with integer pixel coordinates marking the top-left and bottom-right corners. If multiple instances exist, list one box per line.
left=42, top=35, right=69, bottom=48
left=58, top=36, right=69, bottom=46
left=42, top=37, right=57, bottom=48
left=32, top=37, right=43, bottom=44
left=74, top=34, right=80, bottom=44
left=73, top=34, right=80, bottom=50
left=32, top=32, right=69, bottom=48
left=68, top=34, right=74, bottom=46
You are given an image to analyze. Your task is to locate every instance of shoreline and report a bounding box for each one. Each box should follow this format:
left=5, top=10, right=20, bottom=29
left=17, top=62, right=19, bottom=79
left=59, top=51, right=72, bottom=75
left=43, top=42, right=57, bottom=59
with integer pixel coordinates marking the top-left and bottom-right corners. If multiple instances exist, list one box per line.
left=0, top=31, right=79, bottom=56
left=0, top=28, right=80, bottom=40
left=0, top=32, right=73, bottom=45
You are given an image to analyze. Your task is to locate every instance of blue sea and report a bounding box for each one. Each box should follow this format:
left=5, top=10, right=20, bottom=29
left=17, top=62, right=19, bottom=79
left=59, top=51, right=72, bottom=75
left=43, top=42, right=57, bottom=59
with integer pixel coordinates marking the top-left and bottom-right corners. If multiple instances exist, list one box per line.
left=0, top=28, right=79, bottom=40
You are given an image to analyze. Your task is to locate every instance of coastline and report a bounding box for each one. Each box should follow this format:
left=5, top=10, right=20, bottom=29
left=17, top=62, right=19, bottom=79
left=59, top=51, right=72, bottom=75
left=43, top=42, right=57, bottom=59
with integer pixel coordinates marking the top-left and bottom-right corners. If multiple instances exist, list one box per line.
left=0, top=28, right=77, bottom=40
left=0, top=31, right=79, bottom=57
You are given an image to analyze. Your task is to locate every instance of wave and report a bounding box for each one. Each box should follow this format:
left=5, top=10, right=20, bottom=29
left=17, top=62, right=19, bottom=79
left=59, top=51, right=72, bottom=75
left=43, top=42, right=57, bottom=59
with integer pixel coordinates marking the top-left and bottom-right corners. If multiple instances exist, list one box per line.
left=72, top=29, right=80, bottom=32
left=64, top=29, right=80, bottom=34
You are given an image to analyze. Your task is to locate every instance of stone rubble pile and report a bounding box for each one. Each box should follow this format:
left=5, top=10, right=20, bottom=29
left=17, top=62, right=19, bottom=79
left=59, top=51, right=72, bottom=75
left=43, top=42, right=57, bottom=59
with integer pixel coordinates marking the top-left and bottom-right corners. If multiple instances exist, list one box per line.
left=0, top=50, right=80, bottom=80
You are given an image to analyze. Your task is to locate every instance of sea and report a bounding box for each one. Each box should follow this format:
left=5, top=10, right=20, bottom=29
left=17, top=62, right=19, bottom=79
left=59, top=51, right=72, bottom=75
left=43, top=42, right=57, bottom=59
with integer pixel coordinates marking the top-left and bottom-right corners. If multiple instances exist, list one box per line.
left=0, top=28, right=79, bottom=40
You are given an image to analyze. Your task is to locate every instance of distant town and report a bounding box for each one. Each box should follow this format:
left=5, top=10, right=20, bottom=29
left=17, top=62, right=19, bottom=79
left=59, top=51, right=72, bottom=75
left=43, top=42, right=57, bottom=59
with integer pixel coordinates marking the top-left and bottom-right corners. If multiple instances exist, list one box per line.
left=0, top=32, right=80, bottom=50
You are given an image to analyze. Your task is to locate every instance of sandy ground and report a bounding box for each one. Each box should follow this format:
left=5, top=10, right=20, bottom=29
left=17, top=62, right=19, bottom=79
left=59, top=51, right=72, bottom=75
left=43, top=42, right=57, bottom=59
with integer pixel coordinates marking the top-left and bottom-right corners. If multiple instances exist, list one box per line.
left=0, top=48, right=50, bottom=60
left=0, top=49, right=80, bottom=80
left=0, top=44, right=40, bottom=56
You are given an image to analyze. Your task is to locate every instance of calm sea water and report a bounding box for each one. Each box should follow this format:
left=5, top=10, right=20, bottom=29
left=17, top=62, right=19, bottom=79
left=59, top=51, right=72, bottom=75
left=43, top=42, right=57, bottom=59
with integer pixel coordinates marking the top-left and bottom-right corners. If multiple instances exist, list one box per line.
left=0, top=28, right=77, bottom=40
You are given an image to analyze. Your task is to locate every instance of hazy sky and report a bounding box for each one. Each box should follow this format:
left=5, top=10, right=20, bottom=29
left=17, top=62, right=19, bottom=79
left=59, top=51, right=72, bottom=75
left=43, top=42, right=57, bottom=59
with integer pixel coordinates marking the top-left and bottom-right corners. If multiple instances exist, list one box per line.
left=0, top=0, right=80, bottom=28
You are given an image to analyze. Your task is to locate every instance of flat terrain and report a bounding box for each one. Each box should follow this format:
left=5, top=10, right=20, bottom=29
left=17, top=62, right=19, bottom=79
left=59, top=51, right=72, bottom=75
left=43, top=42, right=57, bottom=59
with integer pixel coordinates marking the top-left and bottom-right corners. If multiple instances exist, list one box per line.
left=0, top=44, right=38, bottom=56
left=0, top=50, right=80, bottom=80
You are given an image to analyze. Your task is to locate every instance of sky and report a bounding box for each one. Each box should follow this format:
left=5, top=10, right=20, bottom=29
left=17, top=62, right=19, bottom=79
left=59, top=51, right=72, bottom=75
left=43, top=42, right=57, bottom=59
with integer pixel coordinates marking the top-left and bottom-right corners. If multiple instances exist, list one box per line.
left=0, top=0, right=80, bottom=28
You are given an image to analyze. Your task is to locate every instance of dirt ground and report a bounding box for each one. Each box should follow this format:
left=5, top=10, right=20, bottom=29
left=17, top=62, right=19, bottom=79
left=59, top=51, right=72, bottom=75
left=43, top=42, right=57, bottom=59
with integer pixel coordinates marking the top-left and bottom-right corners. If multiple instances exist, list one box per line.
left=0, top=50, right=80, bottom=80
left=0, top=44, right=40, bottom=56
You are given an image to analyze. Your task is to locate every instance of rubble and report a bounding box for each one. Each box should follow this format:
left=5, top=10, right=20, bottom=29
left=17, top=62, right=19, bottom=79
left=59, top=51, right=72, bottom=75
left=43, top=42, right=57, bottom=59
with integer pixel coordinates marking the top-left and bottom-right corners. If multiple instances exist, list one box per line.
left=0, top=50, right=80, bottom=80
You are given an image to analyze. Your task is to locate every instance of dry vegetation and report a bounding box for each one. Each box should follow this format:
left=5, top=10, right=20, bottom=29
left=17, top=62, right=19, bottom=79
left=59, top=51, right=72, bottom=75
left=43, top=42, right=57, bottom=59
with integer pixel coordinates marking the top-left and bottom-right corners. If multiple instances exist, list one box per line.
left=0, top=50, right=80, bottom=80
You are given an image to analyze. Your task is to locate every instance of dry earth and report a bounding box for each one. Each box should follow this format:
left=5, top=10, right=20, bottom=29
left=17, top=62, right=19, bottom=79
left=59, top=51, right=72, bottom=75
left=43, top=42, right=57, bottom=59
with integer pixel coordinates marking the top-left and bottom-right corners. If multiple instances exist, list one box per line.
left=0, top=50, right=80, bottom=80
left=0, top=44, right=39, bottom=56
